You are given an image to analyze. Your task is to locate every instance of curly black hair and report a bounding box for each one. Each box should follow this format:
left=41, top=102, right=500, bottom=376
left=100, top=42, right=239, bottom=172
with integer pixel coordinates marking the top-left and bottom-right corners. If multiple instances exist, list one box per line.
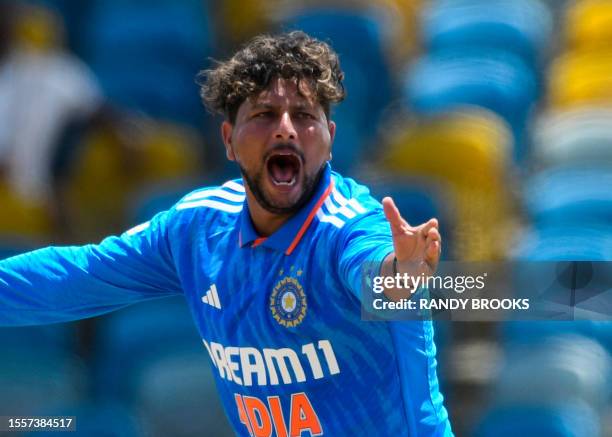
left=198, top=31, right=346, bottom=123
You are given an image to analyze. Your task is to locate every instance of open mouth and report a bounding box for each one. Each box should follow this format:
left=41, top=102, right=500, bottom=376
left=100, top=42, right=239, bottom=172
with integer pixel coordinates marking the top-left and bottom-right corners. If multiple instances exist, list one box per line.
left=266, top=152, right=302, bottom=187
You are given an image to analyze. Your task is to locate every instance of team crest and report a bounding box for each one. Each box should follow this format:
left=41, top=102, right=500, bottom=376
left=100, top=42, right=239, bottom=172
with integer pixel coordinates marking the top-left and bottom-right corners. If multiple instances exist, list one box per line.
left=270, top=275, right=307, bottom=328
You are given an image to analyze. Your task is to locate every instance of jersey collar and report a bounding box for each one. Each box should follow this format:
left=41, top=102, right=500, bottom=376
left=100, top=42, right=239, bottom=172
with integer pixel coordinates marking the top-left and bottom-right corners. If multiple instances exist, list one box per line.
left=239, top=162, right=334, bottom=255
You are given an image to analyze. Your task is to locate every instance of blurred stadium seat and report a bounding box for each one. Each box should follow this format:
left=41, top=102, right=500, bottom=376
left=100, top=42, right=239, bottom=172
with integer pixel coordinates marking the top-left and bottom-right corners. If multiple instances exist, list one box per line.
left=92, top=295, right=232, bottom=434
left=496, top=335, right=610, bottom=409
left=532, top=107, right=612, bottom=168
left=93, top=296, right=204, bottom=399
left=421, top=0, right=553, bottom=66
left=474, top=401, right=602, bottom=437
left=0, top=320, right=85, bottom=415
left=403, top=49, right=538, bottom=161
left=82, top=0, right=213, bottom=126
left=564, top=0, right=612, bottom=52
left=0, top=349, right=87, bottom=416
left=513, top=225, right=612, bottom=262
left=135, top=351, right=235, bottom=437
left=523, top=166, right=612, bottom=228
left=548, top=51, right=612, bottom=109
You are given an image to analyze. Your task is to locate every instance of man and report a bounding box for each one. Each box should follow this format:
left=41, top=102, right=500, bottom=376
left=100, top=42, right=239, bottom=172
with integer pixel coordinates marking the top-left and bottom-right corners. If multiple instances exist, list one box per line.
left=0, top=32, right=451, bottom=436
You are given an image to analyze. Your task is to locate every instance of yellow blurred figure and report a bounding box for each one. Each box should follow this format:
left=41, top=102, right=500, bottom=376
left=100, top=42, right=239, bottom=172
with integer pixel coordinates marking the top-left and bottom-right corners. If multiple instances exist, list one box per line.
left=0, top=179, right=51, bottom=241
left=565, top=0, right=612, bottom=51
left=13, top=4, right=63, bottom=52
left=381, top=108, right=516, bottom=260
left=61, top=119, right=202, bottom=241
left=548, top=51, right=612, bottom=108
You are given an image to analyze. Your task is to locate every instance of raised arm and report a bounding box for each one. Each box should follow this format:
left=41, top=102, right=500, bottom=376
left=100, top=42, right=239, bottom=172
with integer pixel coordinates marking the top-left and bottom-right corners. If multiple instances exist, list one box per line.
left=0, top=210, right=182, bottom=326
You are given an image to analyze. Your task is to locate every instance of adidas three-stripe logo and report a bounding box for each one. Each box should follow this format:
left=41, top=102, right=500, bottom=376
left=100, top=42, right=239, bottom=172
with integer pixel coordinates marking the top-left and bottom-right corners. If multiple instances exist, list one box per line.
left=201, top=284, right=221, bottom=309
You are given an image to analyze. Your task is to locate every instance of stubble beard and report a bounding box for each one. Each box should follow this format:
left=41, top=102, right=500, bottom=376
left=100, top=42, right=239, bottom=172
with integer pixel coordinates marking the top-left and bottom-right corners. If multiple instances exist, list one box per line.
left=238, top=161, right=326, bottom=216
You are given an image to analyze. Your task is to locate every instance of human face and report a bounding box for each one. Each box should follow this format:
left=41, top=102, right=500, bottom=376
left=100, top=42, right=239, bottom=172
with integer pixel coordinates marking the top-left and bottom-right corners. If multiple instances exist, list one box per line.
left=222, top=77, right=335, bottom=215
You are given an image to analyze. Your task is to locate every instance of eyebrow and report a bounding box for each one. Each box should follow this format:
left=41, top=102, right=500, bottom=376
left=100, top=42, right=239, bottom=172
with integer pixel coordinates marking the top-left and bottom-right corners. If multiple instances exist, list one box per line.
left=250, top=101, right=314, bottom=111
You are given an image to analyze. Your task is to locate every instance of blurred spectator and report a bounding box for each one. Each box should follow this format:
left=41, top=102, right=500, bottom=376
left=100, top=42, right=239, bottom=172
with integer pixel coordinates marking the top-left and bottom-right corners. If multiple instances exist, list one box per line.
left=0, top=3, right=103, bottom=227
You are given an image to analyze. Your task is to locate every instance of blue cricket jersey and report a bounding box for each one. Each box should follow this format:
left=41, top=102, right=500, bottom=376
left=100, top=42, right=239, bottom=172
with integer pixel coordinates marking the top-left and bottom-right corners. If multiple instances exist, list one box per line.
left=0, top=163, right=452, bottom=436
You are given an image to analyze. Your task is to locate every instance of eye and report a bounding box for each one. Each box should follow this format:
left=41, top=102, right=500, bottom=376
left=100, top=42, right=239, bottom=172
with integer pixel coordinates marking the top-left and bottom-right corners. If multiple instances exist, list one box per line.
left=253, top=111, right=273, bottom=119
left=296, top=111, right=315, bottom=119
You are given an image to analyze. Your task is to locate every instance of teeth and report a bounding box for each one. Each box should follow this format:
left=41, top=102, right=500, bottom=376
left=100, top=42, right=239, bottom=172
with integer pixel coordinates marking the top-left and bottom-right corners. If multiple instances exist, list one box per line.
left=272, top=177, right=296, bottom=187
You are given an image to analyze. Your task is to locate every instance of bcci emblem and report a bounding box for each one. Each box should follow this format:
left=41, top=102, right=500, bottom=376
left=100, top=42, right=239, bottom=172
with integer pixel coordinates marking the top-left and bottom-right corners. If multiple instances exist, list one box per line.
left=270, top=275, right=307, bottom=328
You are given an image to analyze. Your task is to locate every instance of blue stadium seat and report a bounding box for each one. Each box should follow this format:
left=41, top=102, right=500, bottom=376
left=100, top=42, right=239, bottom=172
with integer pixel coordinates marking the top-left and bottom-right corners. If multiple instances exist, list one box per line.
left=92, top=295, right=233, bottom=433
left=403, top=49, right=538, bottom=161
left=284, top=9, right=393, bottom=172
left=0, top=323, right=76, bottom=353
left=93, top=296, right=207, bottom=401
left=523, top=167, right=612, bottom=229
left=513, top=226, right=612, bottom=262
left=474, top=401, right=601, bottom=437
left=502, top=320, right=612, bottom=355
left=421, top=0, right=553, bottom=66
left=135, top=351, right=234, bottom=436
left=495, top=335, right=610, bottom=409
left=533, top=108, right=612, bottom=168
left=82, top=0, right=213, bottom=126
left=0, top=350, right=88, bottom=416
left=506, top=226, right=612, bottom=353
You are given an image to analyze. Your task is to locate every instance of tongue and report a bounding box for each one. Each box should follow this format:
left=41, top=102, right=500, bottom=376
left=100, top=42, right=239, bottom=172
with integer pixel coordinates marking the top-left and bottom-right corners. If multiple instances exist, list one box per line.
left=270, top=161, right=295, bottom=183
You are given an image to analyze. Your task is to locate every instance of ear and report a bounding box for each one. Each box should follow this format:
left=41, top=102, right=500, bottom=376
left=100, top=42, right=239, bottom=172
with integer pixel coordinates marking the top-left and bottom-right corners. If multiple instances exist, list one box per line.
left=221, top=121, right=236, bottom=161
left=327, top=120, right=336, bottom=160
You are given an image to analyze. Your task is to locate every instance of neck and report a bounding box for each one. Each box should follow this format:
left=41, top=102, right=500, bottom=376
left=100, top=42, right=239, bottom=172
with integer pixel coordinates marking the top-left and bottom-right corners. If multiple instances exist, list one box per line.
left=244, top=189, right=292, bottom=237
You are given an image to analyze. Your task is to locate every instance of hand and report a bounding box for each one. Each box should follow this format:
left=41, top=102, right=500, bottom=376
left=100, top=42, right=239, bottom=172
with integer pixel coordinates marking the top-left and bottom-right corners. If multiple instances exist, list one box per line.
left=382, top=197, right=441, bottom=279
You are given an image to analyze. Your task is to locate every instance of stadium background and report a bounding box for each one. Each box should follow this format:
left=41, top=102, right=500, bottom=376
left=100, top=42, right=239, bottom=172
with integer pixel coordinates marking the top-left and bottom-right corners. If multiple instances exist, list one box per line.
left=0, top=0, right=611, bottom=435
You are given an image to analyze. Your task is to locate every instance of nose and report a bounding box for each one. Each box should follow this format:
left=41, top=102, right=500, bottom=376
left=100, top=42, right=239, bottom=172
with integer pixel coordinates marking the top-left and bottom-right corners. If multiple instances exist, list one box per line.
left=274, top=112, right=297, bottom=142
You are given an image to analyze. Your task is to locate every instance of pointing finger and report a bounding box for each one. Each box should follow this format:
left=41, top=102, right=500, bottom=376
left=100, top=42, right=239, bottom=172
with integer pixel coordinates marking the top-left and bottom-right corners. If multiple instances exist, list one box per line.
left=382, top=197, right=411, bottom=232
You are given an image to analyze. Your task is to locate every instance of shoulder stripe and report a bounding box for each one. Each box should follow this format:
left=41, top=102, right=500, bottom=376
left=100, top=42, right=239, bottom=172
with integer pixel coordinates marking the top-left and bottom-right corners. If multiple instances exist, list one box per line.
left=332, top=189, right=367, bottom=214
left=223, top=180, right=245, bottom=193
left=315, top=188, right=371, bottom=228
left=182, top=188, right=245, bottom=203
left=316, top=209, right=345, bottom=228
left=348, top=198, right=367, bottom=214
left=324, top=196, right=356, bottom=219
left=176, top=199, right=243, bottom=213
left=126, top=221, right=150, bottom=236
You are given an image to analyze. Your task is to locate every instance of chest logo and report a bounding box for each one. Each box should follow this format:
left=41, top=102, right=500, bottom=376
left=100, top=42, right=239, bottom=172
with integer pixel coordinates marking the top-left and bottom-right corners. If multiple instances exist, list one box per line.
left=270, top=275, right=307, bottom=328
